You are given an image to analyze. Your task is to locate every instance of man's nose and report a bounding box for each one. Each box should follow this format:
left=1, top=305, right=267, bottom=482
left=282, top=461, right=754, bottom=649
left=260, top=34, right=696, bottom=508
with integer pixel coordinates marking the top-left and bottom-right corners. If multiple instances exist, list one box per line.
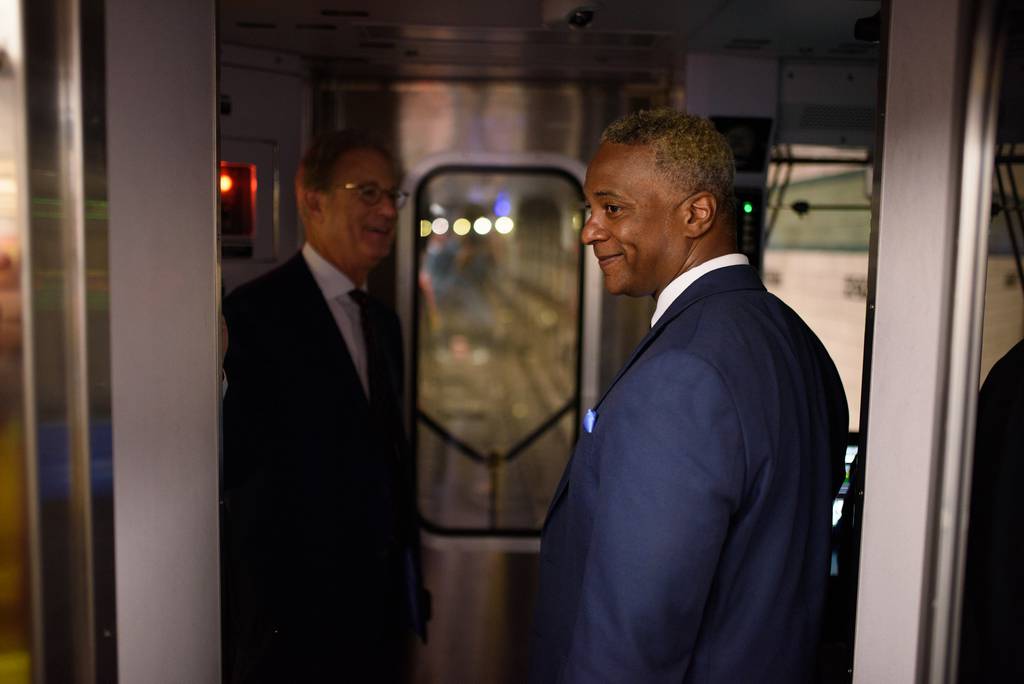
left=377, top=196, right=399, bottom=219
left=580, top=216, right=605, bottom=245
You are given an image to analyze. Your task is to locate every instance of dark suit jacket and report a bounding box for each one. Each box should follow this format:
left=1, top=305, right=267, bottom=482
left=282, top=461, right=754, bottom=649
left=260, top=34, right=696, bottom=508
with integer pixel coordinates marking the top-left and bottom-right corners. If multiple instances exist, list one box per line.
left=959, top=338, right=1024, bottom=681
left=222, top=253, right=426, bottom=681
left=530, top=264, right=848, bottom=683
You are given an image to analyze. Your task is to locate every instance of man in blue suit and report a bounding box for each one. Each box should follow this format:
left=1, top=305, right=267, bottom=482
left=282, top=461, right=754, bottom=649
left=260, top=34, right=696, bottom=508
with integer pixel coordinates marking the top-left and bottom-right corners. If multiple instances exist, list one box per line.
left=530, top=110, right=848, bottom=683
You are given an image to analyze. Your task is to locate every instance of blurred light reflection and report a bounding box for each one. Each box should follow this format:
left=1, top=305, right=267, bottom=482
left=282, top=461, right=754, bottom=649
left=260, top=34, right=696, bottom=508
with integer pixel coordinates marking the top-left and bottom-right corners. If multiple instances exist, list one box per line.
left=493, top=191, right=511, bottom=217
left=495, top=216, right=514, bottom=234
left=473, top=217, right=492, bottom=235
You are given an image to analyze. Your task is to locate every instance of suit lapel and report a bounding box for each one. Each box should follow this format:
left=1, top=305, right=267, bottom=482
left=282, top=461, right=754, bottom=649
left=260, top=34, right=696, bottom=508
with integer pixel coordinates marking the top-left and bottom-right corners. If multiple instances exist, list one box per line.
left=592, top=265, right=765, bottom=412
left=542, top=265, right=766, bottom=529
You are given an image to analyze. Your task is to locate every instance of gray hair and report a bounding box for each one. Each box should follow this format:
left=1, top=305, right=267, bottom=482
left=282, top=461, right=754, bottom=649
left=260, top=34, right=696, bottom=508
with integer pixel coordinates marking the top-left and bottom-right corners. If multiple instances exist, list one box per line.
left=298, top=130, right=396, bottom=192
left=602, top=109, right=736, bottom=216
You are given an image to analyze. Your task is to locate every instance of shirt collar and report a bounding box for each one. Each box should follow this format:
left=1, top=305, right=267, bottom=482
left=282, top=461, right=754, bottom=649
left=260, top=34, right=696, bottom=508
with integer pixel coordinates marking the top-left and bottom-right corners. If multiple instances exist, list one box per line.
left=650, top=253, right=750, bottom=327
left=302, top=242, right=360, bottom=300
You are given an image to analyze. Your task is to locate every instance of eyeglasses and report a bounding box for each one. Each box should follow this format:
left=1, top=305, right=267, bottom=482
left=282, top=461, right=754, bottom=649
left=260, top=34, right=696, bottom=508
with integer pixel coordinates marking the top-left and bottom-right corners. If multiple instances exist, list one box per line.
left=339, top=182, right=409, bottom=209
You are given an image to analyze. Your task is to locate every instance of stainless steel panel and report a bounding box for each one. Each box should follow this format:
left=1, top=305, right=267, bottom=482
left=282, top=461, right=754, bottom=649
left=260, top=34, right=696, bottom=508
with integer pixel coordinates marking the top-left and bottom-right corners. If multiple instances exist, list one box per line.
left=18, top=0, right=116, bottom=680
left=320, top=78, right=656, bottom=403
left=924, top=0, right=1005, bottom=679
left=317, top=79, right=624, bottom=171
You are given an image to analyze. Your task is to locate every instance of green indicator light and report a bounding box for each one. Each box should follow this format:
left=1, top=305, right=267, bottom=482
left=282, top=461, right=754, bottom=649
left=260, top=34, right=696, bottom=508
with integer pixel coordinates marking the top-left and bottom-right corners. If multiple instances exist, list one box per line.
left=742, top=201, right=754, bottom=214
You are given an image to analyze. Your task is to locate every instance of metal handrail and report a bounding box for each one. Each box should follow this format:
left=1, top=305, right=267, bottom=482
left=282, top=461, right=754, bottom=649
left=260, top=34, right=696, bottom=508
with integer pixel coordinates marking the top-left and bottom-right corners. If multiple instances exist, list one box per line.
left=418, top=398, right=578, bottom=530
left=417, top=396, right=577, bottom=466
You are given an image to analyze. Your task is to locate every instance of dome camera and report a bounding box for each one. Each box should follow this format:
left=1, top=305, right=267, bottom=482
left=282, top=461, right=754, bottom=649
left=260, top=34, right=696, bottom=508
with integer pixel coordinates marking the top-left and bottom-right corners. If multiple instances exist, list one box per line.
left=567, top=6, right=597, bottom=28
left=542, top=0, right=604, bottom=29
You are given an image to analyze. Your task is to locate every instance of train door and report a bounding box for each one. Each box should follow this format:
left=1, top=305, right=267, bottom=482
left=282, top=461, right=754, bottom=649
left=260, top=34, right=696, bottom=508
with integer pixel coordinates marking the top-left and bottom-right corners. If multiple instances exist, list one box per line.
left=401, top=153, right=593, bottom=537
left=392, top=153, right=593, bottom=681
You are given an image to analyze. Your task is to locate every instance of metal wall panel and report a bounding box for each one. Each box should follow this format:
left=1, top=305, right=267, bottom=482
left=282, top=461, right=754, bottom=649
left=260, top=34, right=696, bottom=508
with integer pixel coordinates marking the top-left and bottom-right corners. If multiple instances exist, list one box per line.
left=106, top=0, right=220, bottom=681
left=776, top=61, right=877, bottom=148
left=219, top=45, right=309, bottom=294
left=5, top=0, right=119, bottom=680
left=317, top=79, right=658, bottom=394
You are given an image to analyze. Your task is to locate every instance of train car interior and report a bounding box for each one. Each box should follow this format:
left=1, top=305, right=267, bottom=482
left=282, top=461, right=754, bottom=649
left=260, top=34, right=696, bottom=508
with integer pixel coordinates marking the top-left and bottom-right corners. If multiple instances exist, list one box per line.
left=0, top=0, right=1022, bottom=681
left=214, top=2, right=887, bottom=680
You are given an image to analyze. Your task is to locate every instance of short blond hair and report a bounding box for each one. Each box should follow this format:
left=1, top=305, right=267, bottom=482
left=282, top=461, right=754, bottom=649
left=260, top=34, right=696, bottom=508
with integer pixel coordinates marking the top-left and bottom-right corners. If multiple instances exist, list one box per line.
left=602, top=109, right=735, bottom=214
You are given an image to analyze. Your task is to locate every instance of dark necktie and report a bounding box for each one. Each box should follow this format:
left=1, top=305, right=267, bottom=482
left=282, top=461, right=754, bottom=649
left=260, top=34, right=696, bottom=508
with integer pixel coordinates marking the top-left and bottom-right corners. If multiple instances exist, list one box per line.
left=348, top=288, right=410, bottom=489
left=348, top=288, right=392, bottom=423
left=349, top=289, right=424, bottom=634
left=349, top=288, right=413, bottom=527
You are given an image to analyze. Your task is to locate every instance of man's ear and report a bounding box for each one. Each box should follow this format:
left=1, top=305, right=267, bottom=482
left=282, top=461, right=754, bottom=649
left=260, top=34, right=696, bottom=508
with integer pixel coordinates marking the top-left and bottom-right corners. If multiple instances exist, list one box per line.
left=679, top=192, right=717, bottom=238
left=300, top=187, right=324, bottom=224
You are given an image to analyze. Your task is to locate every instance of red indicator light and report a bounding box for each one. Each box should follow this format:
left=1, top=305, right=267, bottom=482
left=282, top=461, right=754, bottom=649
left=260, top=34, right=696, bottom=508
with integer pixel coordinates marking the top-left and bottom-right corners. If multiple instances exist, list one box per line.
left=219, top=160, right=257, bottom=251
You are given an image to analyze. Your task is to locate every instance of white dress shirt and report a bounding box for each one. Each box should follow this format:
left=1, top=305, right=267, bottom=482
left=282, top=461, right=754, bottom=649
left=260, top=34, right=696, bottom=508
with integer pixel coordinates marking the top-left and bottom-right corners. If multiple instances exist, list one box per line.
left=651, top=253, right=750, bottom=327
left=301, top=243, right=370, bottom=398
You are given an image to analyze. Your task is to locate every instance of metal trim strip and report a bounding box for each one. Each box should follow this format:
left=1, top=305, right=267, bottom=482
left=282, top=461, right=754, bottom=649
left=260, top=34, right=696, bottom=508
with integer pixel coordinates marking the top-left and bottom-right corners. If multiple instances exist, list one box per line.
left=922, top=0, right=1007, bottom=679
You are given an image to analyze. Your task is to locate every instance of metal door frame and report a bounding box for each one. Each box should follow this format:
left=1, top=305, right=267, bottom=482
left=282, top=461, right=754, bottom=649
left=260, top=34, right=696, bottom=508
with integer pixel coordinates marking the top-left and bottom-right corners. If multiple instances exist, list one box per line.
left=853, top=0, right=1006, bottom=680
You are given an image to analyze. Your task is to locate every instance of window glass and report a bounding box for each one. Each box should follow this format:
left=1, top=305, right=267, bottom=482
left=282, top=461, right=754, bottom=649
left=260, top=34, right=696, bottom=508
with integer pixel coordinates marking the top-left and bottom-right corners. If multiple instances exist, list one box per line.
left=0, top=50, right=31, bottom=680
left=982, top=145, right=1024, bottom=381
left=415, top=169, right=584, bottom=533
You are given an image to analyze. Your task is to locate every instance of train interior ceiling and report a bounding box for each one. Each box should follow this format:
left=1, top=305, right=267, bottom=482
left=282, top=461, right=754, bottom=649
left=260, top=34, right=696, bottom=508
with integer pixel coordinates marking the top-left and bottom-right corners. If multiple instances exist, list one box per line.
left=218, top=0, right=883, bottom=291
left=4, top=0, right=1024, bottom=682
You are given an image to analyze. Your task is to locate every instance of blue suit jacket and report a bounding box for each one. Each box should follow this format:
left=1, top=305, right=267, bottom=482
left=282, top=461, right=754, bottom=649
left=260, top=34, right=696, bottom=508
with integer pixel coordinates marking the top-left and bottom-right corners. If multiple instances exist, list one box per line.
left=530, top=265, right=848, bottom=683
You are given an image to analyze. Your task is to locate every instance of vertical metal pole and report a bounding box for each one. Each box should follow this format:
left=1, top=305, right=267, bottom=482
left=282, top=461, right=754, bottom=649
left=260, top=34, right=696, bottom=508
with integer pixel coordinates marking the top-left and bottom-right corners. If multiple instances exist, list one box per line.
left=922, top=0, right=1004, bottom=679
left=16, top=0, right=117, bottom=679
left=488, top=451, right=500, bottom=530
left=56, top=0, right=98, bottom=680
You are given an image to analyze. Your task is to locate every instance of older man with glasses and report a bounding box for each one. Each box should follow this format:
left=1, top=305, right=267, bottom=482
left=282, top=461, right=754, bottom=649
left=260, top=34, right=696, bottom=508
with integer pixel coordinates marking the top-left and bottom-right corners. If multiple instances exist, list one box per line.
left=222, top=131, right=427, bottom=683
